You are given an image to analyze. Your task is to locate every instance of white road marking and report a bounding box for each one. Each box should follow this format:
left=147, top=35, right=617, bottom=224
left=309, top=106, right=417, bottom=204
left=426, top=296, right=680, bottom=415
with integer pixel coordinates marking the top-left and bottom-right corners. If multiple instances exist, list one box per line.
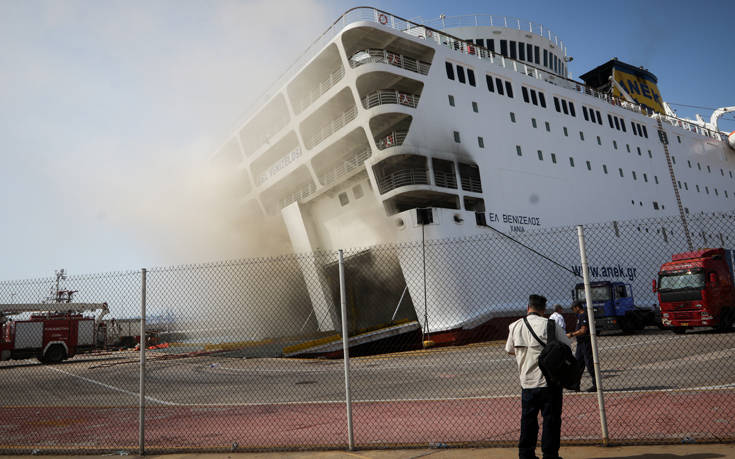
left=46, top=366, right=180, bottom=406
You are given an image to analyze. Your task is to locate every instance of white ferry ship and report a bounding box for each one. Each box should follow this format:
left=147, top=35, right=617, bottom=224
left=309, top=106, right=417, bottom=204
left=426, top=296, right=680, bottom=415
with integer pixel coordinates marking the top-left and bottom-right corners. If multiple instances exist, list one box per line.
left=212, top=8, right=735, bottom=346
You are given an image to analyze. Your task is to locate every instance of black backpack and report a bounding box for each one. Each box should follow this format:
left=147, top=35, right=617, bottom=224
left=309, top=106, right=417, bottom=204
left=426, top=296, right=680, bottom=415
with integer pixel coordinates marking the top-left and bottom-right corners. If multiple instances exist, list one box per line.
left=523, top=317, right=583, bottom=391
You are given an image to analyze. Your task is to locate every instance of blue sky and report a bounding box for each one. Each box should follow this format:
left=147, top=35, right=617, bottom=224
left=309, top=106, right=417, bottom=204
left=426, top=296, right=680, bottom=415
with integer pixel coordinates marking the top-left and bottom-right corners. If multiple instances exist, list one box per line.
left=1, top=0, right=733, bottom=282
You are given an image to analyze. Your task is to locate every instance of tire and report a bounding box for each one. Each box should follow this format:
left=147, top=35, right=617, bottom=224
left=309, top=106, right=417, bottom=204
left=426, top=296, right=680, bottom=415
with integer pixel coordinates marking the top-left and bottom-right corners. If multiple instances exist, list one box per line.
left=42, top=345, right=66, bottom=364
left=716, top=307, right=733, bottom=333
left=672, top=327, right=687, bottom=335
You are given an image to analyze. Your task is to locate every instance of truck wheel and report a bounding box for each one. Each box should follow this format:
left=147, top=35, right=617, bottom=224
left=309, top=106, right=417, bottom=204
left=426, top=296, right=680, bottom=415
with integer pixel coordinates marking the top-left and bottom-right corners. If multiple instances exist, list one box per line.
left=672, top=327, right=686, bottom=335
left=42, top=345, right=66, bottom=364
left=716, top=308, right=733, bottom=333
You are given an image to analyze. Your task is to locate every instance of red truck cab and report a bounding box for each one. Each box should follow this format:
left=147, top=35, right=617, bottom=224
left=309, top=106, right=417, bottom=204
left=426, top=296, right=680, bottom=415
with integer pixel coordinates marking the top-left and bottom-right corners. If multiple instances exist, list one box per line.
left=654, top=248, right=735, bottom=334
left=0, top=312, right=97, bottom=363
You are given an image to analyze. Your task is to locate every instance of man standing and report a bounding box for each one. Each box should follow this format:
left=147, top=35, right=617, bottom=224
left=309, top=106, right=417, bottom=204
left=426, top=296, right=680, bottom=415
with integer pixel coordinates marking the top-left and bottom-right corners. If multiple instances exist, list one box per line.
left=506, top=294, right=572, bottom=459
left=549, top=304, right=566, bottom=331
left=567, top=300, right=596, bottom=392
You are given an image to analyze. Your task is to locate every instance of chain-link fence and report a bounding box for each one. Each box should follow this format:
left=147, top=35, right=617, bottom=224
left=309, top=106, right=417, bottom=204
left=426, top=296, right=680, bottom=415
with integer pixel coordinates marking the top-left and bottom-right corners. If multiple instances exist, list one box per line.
left=0, top=212, right=733, bottom=453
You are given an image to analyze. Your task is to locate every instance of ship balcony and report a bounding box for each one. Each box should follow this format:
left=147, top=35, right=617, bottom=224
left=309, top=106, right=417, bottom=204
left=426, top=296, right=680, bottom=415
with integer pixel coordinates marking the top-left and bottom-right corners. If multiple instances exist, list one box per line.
left=349, top=49, right=430, bottom=76
left=377, top=168, right=429, bottom=194
left=303, top=104, right=358, bottom=149
left=254, top=146, right=302, bottom=186
left=317, top=146, right=371, bottom=187
left=291, top=65, right=346, bottom=115
left=238, top=94, right=290, bottom=158
left=458, top=162, right=483, bottom=194
left=278, top=181, right=317, bottom=210
left=375, top=130, right=407, bottom=150
left=461, top=176, right=483, bottom=194
left=311, top=128, right=371, bottom=188
left=362, top=89, right=420, bottom=110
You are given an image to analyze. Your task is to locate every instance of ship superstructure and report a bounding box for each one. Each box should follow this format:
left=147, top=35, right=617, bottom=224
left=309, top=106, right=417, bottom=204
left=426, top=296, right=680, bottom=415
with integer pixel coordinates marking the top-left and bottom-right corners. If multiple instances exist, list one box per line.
left=212, top=8, right=735, bottom=338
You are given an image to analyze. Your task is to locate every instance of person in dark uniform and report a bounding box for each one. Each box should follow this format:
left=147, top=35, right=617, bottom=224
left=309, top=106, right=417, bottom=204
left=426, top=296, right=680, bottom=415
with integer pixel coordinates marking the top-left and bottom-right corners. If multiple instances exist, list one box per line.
left=567, top=300, right=596, bottom=392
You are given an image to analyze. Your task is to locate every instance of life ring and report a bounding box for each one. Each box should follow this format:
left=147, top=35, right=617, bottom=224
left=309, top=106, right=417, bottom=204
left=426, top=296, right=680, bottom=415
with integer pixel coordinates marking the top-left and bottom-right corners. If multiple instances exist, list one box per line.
left=378, top=13, right=388, bottom=25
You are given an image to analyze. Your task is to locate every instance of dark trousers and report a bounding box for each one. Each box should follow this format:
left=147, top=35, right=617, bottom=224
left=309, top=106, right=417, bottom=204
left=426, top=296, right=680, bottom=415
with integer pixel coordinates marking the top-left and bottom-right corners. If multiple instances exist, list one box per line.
left=519, top=385, right=563, bottom=459
left=576, top=339, right=595, bottom=387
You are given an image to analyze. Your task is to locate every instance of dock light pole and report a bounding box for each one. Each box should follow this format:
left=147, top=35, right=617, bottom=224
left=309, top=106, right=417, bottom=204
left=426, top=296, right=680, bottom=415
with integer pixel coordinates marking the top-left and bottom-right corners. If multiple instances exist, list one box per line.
left=576, top=226, right=609, bottom=445
left=338, top=250, right=355, bottom=450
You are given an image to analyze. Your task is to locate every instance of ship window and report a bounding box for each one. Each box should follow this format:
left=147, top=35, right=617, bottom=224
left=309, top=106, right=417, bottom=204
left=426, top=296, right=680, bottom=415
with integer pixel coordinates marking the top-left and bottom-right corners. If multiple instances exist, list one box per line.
left=496, top=78, right=505, bottom=95
left=632, top=123, right=638, bottom=136
left=596, top=111, right=603, bottom=125
left=632, top=171, right=637, bottom=180
left=530, top=90, right=538, bottom=105
left=608, top=114, right=614, bottom=128
left=730, top=171, right=733, bottom=178
left=726, top=190, right=729, bottom=198
left=553, top=97, right=560, bottom=112
left=353, top=184, right=364, bottom=200
left=602, top=164, right=608, bottom=174
left=457, top=65, right=466, bottom=84
left=677, top=135, right=681, bottom=143
left=472, top=101, right=479, bottom=113
left=486, top=74, right=495, bottom=92
left=553, top=54, right=557, bottom=72
left=551, top=153, right=557, bottom=164
left=505, top=81, right=513, bottom=98
left=539, top=92, right=546, bottom=108
left=488, top=39, right=495, bottom=52
left=626, top=144, right=631, bottom=152
left=672, top=156, right=676, bottom=164
left=569, top=156, right=575, bottom=167
left=527, top=43, right=533, bottom=61
left=510, top=40, right=517, bottom=59
left=545, top=121, right=550, bottom=132
left=583, top=106, right=589, bottom=121
left=522, top=87, right=529, bottom=103
left=445, top=62, right=455, bottom=80
left=620, top=119, right=626, bottom=132
left=578, top=130, right=583, bottom=140
left=534, top=45, right=540, bottom=64
left=510, top=112, right=516, bottom=122
left=614, top=117, right=620, bottom=130
left=563, top=126, right=568, bottom=136
left=653, top=201, right=659, bottom=210
left=613, top=140, right=618, bottom=149
left=500, top=39, right=508, bottom=56
left=561, top=99, right=568, bottom=115
left=453, top=131, right=461, bottom=143
left=721, top=168, right=725, bottom=176
left=543, top=48, right=548, bottom=67
left=697, top=162, right=701, bottom=170
left=645, top=173, right=649, bottom=182
left=715, top=188, right=719, bottom=196
left=707, top=165, right=711, bottom=173
left=448, top=95, right=455, bottom=106
left=538, top=150, right=543, bottom=161
left=637, top=147, right=642, bottom=155
left=654, top=175, right=659, bottom=184
left=532, top=118, right=537, bottom=128
left=618, top=168, right=624, bottom=177
left=597, top=136, right=601, bottom=145
left=569, top=102, right=576, bottom=117
left=516, top=145, right=522, bottom=156
left=688, top=160, right=692, bottom=168
left=642, top=125, right=648, bottom=137
left=706, top=186, right=709, bottom=194
left=475, top=39, right=484, bottom=47
left=338, top=192, right=349, bottom=206
left=478, top=136, right=484, bottom=148
left=467, top=69, right=476, bottom=86
left=586, top=160, right=591, bottom=171
left=518, top=42, right=526, bottom=60
left=684, top=182, right=688, bottom=190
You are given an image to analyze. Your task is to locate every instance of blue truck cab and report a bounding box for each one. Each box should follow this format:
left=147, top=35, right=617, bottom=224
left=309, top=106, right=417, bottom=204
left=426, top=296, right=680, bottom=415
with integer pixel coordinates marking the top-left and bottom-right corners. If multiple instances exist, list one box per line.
left=573, top=281, right=654, bottom=332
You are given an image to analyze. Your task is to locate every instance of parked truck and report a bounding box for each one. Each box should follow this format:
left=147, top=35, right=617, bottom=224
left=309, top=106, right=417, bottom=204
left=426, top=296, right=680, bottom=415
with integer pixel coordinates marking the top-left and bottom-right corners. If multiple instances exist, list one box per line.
left=0, top=295, right=109, bottom=363
left=573, top=280, right=656, bottom=332
left=654, top=248, right=735, bottom=334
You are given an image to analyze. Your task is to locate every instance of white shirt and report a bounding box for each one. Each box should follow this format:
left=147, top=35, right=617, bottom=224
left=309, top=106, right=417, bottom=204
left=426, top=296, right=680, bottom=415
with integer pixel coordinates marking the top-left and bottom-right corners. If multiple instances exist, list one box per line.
left=505, top=313, right=572, bottom=389
left=549, top=311, right=566, bottom=331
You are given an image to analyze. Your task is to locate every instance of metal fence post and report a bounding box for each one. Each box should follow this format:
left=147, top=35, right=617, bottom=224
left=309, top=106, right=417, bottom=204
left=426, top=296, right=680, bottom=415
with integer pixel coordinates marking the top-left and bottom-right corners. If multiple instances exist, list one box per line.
left=338, top=250, right=355, bottom=450
left=139, top=268, right=147, bottom=455
left=576, top=226, right=609, bottom=445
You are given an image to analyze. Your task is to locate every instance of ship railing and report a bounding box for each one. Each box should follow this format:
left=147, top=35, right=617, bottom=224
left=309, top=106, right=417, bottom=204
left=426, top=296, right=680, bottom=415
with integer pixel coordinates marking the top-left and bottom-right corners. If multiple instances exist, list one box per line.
left=318, top=147, right=372, bottom=186
left=304, top=105, right=358, bottom=149
left=375, top=130, right=408, bottom=150
left=433, top=170, right=457, bottom=189
left=377, top=168, right=429, bottom=194
left=255, top=147, right=303, bottom=186
left=293, top=66, right=346, bottom=114
left=362, top=89, right=420, bottom=109
left=349, top=49, right=431, bottom=75
left=278, top=182, right=317, bottom=209
left=461, top=176, right=483, bottom=193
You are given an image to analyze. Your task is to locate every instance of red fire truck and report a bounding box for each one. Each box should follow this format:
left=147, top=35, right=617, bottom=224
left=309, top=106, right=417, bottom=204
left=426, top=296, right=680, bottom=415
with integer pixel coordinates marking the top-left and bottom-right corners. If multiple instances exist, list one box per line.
left=0, top=288, right=109, bottom=364
left=654, top=248, right=735, bottom=334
